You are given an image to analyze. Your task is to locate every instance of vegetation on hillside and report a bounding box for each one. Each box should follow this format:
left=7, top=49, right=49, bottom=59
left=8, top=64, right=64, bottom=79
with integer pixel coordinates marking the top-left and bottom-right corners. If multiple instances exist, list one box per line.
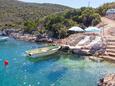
left=33, top=7, right=101, bottom=38
left=0, top=0, right=71, bottom=29
left=97, top=2, right=115, bottom=16
left=2, top=0, right=114, bottom=39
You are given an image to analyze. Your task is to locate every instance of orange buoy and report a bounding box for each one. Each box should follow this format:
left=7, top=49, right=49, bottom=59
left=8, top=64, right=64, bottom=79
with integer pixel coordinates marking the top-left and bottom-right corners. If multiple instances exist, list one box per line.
left=4, top=60, right=9, bottom=66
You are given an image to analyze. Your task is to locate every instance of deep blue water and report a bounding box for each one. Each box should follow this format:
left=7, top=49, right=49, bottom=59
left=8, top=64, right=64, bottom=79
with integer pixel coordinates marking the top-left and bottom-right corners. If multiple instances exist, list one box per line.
left=0, top=38, right=115, bottom=86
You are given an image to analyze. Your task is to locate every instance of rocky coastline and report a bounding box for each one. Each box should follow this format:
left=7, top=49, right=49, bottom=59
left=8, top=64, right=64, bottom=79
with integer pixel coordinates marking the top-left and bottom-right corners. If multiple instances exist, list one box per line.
left=0, top=29, right=54, bottom=43
left=0, top=29, right=106, bottom=55
left=1, top=30, right=115, bottom=86
left=98, top=74, right=115, bottom=86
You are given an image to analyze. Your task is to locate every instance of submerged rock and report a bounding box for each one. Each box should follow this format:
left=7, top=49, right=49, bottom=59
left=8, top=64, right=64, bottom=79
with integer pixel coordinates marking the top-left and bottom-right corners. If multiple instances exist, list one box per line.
left=98, top=74, right=115, bottom=86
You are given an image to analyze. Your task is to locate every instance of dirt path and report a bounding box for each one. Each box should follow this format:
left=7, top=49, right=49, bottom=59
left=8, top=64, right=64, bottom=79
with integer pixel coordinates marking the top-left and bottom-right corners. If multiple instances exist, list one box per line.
left=98, top=17, right=115, bottom=37
left=101, top=17, right=115, bottom=27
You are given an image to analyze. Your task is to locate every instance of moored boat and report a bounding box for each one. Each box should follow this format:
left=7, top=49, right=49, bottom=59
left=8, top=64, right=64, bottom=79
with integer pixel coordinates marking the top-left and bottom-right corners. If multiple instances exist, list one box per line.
left=26, top=45, right=60, bottom=58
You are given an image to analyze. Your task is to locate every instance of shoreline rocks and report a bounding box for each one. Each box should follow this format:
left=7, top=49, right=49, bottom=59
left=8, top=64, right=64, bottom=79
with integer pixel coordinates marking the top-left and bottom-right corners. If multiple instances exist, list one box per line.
left=10, top=32, right=37, bottom=42
left=0, top=29, right=54, bottom=43
left=98, top=74, right=115, bottom=86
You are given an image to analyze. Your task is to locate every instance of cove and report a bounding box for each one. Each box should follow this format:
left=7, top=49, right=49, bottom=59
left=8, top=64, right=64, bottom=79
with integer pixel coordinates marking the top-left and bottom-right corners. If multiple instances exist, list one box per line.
left=0, top=38, right=115, bottom=86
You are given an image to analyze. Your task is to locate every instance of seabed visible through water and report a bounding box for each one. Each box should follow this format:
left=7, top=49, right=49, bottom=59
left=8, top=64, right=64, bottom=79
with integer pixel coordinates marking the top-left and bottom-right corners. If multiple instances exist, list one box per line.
left=0, top=38, right=115, bottom=86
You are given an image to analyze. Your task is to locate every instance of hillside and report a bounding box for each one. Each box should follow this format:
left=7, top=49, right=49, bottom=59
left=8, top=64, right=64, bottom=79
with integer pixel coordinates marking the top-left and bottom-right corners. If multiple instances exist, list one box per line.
left=35, top=8, right=101, bottom=38
left=0, top=0, right=71, bottom=29
left=106, top=2, right=115, bottom=8
left=97, top=2, right=115, bottom=16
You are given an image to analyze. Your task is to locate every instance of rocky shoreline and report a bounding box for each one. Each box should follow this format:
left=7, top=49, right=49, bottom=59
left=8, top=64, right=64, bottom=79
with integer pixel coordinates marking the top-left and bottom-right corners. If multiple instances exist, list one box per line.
left=98, top=74, right=115, bottom=86
left=10, top=32, right=37, bottom=42
left=1, top=29, right=115, bottom=86
left=0, top=29, right=54, bottom=43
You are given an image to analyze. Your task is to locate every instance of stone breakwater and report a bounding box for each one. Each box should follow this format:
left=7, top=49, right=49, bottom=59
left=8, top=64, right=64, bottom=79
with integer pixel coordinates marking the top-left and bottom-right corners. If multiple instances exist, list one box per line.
left=98, top=74, right=115, bottom=86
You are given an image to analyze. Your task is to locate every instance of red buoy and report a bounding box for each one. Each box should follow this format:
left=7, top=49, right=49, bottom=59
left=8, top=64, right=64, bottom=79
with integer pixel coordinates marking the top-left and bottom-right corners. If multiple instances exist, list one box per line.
left=4, top=60, right=9, bottom=66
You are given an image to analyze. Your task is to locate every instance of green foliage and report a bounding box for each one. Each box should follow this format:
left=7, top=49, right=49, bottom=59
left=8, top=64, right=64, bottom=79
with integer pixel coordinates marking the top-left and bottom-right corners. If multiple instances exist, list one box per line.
left=41, top=14, right=77, bottom=38
left=63, top=8, right=101, bottom=27
left=0, top=0, right=104, bottom=39
left=80, top=8, right=101, bottom=27
left=24, top=20, right=37, bottom=33
left=36, top=7, right=101, bottom=39
left=0, top=0, right=71, bottom=29
left=64, top=9, right=81, bottom=19
left=97, top=4, right=109, bottom=16
left=97, top=2, right=115, bottom=16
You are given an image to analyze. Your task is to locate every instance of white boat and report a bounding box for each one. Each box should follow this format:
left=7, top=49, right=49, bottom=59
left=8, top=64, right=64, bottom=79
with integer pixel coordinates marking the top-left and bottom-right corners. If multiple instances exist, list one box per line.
left=26, top=45, right=60, bottom=58
left=0, top=36, right=9, bottom=41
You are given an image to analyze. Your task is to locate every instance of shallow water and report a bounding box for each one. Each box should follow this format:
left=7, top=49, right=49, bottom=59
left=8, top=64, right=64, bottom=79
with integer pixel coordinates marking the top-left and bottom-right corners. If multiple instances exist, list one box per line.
left=0, top=38, right=115, bottom=86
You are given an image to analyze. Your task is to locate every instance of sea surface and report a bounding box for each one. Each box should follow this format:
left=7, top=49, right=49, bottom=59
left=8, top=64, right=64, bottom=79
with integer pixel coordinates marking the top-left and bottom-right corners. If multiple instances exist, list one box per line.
left=0, top=38, right=115, bottom=86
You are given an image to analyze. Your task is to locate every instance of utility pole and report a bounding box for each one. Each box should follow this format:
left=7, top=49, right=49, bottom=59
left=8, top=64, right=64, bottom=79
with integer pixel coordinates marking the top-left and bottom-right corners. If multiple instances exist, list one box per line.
left=88, top=1, right=90, bottom=7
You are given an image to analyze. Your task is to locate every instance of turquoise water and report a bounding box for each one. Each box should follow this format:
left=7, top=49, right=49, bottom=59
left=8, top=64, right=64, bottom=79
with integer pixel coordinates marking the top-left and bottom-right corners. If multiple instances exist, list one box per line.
left=0, top=38, right=115, bottom=86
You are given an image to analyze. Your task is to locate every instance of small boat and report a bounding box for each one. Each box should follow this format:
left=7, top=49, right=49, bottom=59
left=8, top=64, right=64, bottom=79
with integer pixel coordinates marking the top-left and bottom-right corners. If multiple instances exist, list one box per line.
left=26, top=45, right=60, bottom=58
left=0, top=36, right=9, bottom=42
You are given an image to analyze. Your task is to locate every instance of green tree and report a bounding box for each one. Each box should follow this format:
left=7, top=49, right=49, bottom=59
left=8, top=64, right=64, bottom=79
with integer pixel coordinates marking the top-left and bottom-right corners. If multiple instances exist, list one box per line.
left=81, top=8, right=101, bottom=27
left=97, top=5, right=109, bottom=16
left=24, top=20, right=37, bottom=33
left=97, top=2, right=115, bottom=16
left=36, top=7, right=101, bottom=39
